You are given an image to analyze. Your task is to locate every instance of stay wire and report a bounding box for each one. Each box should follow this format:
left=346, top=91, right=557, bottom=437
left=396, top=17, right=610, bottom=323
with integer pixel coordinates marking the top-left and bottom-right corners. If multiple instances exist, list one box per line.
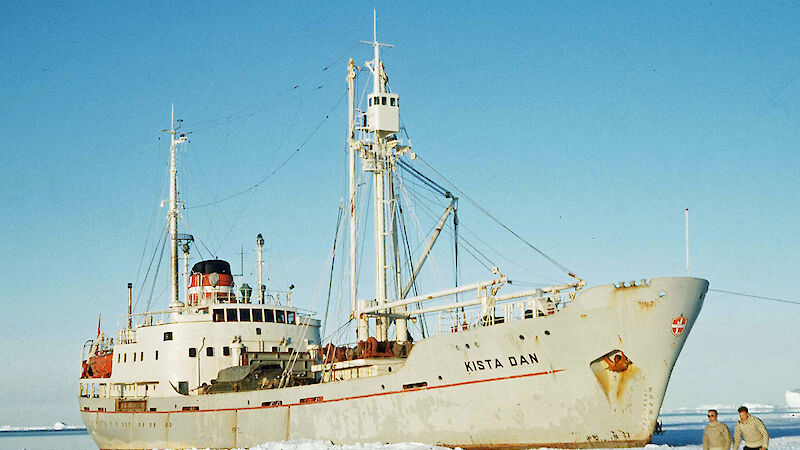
left=189, top=42, right=360, bottom=132
left=709, top=289, right=800, bottom=306
left=133, top=220, right=169, bottom=312
left=323, top=202, right=345, bottom=340
left=145, top=227, right=170, bottom=312
left=414, top=154, right=580, bottom=281
left=187, top=89, right=348, bottom=210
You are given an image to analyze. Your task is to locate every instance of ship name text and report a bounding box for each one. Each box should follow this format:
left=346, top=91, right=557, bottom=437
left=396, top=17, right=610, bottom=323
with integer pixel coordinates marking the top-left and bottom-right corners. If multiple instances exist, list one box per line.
left=464, top=353, right=539, bottom=372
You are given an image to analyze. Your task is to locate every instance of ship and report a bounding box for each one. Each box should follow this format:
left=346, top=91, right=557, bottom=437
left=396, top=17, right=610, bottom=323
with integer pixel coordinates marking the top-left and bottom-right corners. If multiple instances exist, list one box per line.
left=78, top=15, right=709, bottom=450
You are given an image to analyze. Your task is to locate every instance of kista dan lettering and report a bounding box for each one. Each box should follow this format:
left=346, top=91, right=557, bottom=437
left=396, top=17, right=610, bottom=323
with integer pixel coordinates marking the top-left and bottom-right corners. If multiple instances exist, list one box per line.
left=464, top=354, right=539, bottom=372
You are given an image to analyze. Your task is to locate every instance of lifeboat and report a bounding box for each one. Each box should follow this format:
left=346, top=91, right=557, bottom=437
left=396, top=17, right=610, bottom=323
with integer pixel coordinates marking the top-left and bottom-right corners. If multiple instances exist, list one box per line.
left=81, top=332, right=113, bottom=379
left=81, top=350, right=113, bottom=378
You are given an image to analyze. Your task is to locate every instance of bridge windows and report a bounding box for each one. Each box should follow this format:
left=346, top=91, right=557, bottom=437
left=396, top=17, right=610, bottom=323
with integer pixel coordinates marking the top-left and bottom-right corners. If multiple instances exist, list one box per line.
left=222, top=346, right=230, bottom=356
left=206, top=347, right=214, bottom=357
left=163, top=332, right=173, bottom=341
left=210, top=307, right=299, bottom=325
left=188, top=348, right=197, bottom=358
left=226, top=309, right=238, bottom=322
left=213, top=309, right=224, bottom=322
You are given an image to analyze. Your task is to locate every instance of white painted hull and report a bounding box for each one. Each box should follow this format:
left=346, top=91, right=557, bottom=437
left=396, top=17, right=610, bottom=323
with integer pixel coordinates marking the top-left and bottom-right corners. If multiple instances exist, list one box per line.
left=80, top=277, right=707, bottom=449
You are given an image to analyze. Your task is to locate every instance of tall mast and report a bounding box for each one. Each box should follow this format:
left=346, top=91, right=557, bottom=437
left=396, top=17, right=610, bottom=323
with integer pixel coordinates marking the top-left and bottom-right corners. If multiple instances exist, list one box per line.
left=347, top=58, right=361, bottom=334
left=164, top=105, right=187, bottom=309
left=371, top=10, right=388, bottom=341
left=354, top=10, right=401, bottom=342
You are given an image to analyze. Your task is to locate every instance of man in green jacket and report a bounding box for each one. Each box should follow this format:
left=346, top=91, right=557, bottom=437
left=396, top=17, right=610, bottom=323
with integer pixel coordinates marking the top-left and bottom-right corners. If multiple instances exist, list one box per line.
left=733, top=406, right=769, bottom=450
left=704, top=409, right=732, bottom=450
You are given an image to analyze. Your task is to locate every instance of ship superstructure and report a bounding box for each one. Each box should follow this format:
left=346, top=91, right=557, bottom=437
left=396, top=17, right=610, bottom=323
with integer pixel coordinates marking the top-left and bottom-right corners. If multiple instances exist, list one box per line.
left=79, top=14, right=708, bottom=450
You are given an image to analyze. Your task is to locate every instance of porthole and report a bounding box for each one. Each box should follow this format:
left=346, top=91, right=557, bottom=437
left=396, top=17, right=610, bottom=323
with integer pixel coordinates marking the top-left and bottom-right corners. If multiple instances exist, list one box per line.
left=465, top=343, right=470, bottom=349
left=519, top=335, right=525, bottom=340
left=544, top=330, right=551, bottom=335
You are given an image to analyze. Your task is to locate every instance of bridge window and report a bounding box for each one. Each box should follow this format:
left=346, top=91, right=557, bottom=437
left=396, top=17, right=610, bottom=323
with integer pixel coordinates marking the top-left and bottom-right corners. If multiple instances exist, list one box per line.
left=206, top=347, right=214, bottom=357
left=133, top=352, right=137, bottom=362
left=213, top=309, right=224, bottom=322
left=163, top=332, right=173, bottom=341
left=276, top=310, right=285, bottom=323
left=390, top=98, right=396, bottom=106
left=256, top=328, right=262, bottom=335
left=140, top=352, right=143, bottom=361
left=265, top=309, right=275, bottom=322
left=240, top=309, right=251, bottom=322
left=287, top=311, right=296, bottom=325
left=223, top=346, right=230, bottom=356
left=188, top=348, right=197, bottom=358
left=252, top=309, right=263, bottom=322
left=155, top=350, right=158, bottom=361
left=178, top=381, right=188, bottom=395
left=226, top=309, right=238, bottom=322
left=123, top=353, right=127, bottom=363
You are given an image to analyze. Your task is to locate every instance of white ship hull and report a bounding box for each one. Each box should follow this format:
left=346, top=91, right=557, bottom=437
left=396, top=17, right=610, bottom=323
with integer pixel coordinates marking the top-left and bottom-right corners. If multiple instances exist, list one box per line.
left=80, top=277, right=707, bottom=449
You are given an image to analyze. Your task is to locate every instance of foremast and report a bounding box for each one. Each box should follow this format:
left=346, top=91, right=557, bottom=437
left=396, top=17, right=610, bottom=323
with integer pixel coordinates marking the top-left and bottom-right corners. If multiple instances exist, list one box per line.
left=345, top=12, right=585, bottom=346
left=348, top=11, right=411, bottom=342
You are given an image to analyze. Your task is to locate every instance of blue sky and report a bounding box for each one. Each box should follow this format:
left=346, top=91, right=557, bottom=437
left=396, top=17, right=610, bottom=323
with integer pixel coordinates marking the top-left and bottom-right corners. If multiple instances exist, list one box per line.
left=1, top=1, right=799, bottom=427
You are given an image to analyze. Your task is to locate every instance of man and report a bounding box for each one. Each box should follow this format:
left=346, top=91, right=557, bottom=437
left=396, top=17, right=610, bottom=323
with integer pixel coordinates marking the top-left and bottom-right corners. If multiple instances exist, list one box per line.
left=733, top=406, right=769, bottom=450
left=704, top=409, right=732, bottom=450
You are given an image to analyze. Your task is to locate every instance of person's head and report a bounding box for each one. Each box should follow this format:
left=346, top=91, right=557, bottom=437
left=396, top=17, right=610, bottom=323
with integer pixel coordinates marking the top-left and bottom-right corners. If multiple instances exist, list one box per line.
left=708, top=410, right=719, bottom=422
left=738, top=406, right=750, bottom=421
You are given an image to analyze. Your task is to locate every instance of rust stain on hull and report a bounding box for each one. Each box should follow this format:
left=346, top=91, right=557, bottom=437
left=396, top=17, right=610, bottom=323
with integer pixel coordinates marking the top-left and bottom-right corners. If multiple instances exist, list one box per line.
left=442, top=438, right=650, bottom=450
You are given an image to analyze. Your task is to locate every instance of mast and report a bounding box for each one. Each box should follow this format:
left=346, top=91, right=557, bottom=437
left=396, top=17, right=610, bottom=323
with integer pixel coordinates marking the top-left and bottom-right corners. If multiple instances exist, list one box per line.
left=347, top=58, right=365, bottom=338
left=164, top=105, right=187, bottom=309
left=370, top=10, right=389, bottom=341
left=353, top=11, right=404, bottom=342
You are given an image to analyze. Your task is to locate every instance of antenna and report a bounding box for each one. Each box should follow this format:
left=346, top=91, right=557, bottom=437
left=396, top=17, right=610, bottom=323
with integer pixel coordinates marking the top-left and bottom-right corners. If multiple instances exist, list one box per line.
left=685, top=208, right=690, bottom=277
left=360, top=9, right=393, bottom=94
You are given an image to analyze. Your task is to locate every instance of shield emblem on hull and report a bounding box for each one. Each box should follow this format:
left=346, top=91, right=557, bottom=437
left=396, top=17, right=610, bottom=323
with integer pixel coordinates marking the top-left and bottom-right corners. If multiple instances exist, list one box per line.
left=671, top=315, right=687, bottom=336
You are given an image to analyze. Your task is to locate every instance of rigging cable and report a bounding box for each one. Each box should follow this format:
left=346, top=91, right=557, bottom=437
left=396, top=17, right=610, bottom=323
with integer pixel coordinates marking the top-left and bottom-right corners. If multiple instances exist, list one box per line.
left=322, top=201, right=345, bottom=340
left=414, top=154, right=581, bottom=282
left=145, top=224, right=170, bottom=312
left=133, top=221, right=169, bottom=312
left=187, top=89, right=348, bottom=210
left=708, top=289, right=800, bottom=306
left=189, top=42, right=361, bottom=132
